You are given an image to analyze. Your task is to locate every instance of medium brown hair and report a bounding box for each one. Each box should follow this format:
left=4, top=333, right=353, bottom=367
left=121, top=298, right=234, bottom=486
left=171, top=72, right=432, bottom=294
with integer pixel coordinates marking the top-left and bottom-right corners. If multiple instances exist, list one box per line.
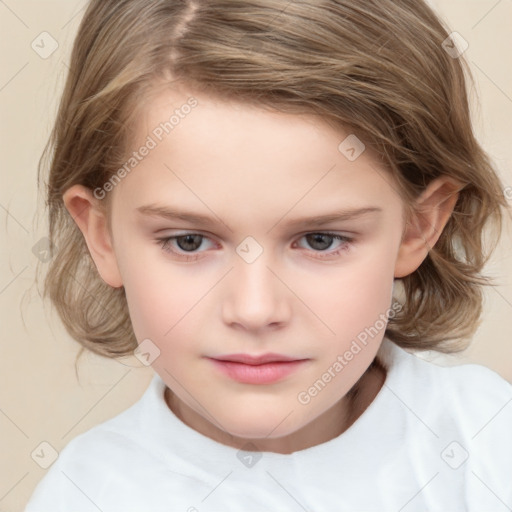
left=37, top=0, right=511, bottom=359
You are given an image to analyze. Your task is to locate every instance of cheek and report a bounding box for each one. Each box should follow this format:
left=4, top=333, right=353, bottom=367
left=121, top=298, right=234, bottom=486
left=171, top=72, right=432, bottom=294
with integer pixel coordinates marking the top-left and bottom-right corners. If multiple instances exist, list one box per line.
left=297, top=246, right=397, bottom=340
left=340, top=264, right=394, bottom=340
left=117, top=246, right=199, bottom=341
left=119, top=249, right=225, bottom=368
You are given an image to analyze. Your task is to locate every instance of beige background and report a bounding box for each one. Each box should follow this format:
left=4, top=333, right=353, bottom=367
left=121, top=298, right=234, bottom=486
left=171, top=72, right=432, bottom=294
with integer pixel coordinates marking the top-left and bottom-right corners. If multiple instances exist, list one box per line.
left=0, top=0, right=511, bottom=510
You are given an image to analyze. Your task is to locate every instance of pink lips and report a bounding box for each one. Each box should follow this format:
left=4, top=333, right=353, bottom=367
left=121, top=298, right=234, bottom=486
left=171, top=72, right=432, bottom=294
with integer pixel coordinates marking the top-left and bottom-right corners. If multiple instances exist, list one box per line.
left=207, top=353, right=309, bottom=384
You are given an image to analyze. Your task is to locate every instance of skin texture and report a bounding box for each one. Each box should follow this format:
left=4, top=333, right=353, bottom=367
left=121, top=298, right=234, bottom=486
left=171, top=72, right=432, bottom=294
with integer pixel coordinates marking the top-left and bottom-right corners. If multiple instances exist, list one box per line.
left=63, top=84, right=461, bottom=454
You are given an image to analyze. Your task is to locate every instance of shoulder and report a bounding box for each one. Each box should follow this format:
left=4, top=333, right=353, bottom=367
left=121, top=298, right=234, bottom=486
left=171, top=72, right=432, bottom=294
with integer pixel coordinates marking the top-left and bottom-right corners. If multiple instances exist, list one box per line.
left=57, top=379, right=167, bottom=470
left=25, top=423, right=149, bottom=509
left=369, top=340, right=512, bottom=506
left=407, top=347, right=512, bottom=415
left=378, top=338, right=512, bottom=440
left=383, top=340, right=512, bottom=457
left=25, top=377, right=171, bottom=511
left=432, top=357, right=512, bottom=442
left=441, top=358, right=512, bottom=403
left=381, top=338, right=512, bottom=408
left=407, top=348, right=512, bottom=501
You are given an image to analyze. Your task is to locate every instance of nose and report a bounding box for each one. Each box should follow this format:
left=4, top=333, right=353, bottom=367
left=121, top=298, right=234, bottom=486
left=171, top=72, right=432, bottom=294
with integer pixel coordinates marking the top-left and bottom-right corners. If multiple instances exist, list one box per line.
left=221, top=252, right=290, bottom=332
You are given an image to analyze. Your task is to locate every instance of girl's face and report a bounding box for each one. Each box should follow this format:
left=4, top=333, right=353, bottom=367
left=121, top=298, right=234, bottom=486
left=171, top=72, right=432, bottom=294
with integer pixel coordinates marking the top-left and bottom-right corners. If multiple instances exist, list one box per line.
left=104, top=85, right=408, bottom=453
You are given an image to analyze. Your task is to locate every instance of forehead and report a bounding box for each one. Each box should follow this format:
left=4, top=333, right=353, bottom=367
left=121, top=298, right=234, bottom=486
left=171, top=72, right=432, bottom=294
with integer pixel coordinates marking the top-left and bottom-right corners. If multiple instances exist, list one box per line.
left=112, top=85, right=403, bottom=224
left=134, top=83, right=386, bottom=163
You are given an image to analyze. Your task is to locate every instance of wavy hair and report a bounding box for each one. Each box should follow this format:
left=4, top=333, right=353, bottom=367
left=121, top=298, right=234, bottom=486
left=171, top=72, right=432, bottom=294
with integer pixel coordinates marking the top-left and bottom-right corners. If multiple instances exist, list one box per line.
left=37, top=0, right=511, bottom=360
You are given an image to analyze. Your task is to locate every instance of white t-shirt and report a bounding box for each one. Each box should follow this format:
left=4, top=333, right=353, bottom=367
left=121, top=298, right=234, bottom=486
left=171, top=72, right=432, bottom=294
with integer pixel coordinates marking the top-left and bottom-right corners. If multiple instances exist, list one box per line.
left=25, top=338, right=512, bottom=511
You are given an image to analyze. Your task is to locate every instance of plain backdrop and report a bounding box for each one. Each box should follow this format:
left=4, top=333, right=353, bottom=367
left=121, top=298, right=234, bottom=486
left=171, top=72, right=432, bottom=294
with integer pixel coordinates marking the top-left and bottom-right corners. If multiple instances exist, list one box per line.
left=1, top=0, right=511, bottom=510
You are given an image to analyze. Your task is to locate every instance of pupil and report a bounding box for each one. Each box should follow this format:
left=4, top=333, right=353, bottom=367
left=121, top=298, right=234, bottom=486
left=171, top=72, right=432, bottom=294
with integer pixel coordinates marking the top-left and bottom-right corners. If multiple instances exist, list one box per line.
left=178, top=235, right=201, bottom=251
left=308, top=233, right=332, bottom=251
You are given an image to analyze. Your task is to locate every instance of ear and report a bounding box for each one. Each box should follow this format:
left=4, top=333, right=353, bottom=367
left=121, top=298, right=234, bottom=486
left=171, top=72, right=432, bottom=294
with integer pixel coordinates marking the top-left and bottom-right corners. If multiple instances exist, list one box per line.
left=394, top=176, right=463, bottom=279
left=62, top=185, right=123, bottom=288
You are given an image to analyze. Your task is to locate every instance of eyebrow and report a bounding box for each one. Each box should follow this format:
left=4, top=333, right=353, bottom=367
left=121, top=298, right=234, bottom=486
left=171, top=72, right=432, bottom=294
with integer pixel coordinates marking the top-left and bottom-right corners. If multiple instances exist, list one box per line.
left=136, top=203, right=382, bottom=229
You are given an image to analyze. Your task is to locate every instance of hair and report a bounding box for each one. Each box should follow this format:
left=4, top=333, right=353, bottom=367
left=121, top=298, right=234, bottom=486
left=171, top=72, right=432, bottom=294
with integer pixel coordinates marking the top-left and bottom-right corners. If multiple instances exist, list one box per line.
left=37, top=0, right=511, bottom=362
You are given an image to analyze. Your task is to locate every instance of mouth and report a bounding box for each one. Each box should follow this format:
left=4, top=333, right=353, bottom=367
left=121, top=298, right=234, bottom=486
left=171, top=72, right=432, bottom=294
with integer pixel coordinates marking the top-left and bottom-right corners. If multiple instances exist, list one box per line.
left=206, top=353, right=310, bottom=384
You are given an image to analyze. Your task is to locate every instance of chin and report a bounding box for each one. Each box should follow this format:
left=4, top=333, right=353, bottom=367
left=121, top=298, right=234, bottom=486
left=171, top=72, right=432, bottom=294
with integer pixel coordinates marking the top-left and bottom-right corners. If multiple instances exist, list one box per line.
left=218, top=408, right=304, bottom=441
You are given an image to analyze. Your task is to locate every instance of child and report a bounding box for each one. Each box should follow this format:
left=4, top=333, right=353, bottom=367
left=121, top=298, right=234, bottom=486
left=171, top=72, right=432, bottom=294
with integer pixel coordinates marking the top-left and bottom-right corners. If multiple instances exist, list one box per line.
left=26, top=0, right=512, bottom=510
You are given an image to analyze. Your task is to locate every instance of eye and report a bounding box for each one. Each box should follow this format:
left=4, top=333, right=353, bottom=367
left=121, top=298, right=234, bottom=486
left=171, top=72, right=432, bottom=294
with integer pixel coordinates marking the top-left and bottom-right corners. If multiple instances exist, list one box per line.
left=155, top=231, right=354, bottom=261
left=156, top=233, right=215, bottom=261
left=294, top=232, right=353, bottom=259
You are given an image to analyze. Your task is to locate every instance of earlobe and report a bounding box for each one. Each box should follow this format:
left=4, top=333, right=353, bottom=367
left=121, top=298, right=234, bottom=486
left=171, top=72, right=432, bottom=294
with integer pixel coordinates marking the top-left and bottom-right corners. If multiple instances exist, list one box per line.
left=394, top=176, right=463, bottom=279
left=62, top=185, right=123, bottom=288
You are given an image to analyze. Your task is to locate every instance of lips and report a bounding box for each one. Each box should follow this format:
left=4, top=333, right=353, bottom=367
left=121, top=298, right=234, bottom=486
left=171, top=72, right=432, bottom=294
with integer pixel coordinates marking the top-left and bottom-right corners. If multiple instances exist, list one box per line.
left=206, top=353, right=309, bottom=384
left=210, top=353, right=304, bottom=365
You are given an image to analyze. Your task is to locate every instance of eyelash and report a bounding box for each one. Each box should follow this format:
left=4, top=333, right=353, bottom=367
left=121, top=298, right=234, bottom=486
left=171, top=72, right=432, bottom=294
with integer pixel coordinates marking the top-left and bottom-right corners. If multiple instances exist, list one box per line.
left=155, top=232, right=354, bottom=262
